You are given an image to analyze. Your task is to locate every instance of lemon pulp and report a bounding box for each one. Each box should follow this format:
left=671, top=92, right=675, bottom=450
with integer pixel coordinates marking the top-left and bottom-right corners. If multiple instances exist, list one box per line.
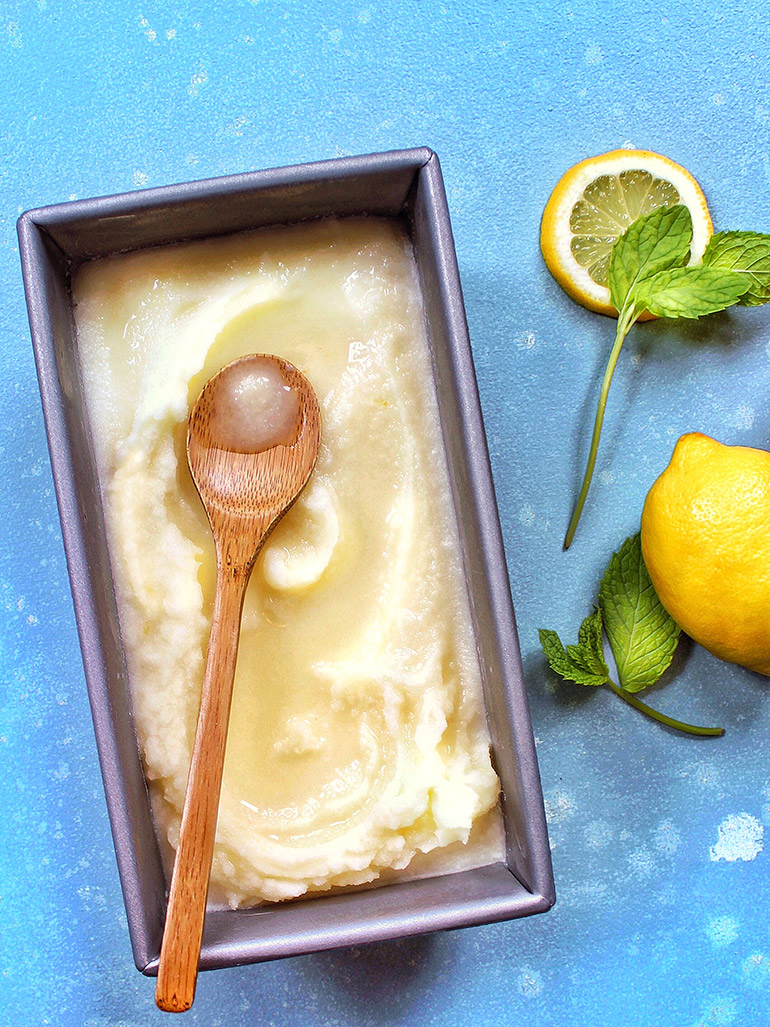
left=570, top=171, right=681, bottom=286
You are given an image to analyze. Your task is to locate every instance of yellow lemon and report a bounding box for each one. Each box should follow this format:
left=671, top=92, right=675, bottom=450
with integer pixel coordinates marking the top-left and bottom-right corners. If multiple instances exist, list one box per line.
left=541, top=149, right=713, bottom=317
left=641, top=433, right=770, bottom=676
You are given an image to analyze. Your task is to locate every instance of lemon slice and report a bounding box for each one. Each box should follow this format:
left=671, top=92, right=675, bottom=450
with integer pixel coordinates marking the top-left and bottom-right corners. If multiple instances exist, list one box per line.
left=541, top=149, right=713, bottom=317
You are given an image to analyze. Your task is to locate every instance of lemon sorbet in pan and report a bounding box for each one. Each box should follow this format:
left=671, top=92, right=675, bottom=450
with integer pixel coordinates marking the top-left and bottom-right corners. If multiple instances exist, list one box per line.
left=74, top=217, right=502, bottom=907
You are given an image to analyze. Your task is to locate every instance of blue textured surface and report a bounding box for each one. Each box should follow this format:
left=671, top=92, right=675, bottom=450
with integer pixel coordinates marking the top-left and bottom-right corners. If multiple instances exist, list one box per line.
left=3, top=2, right=770, bottom=1024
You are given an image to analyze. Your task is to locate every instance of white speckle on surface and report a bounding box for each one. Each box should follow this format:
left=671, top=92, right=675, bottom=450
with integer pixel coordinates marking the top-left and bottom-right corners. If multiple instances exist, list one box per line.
left=188, top=64, right=208, bottom=96
left=585, top=42, right=603, bottom=65
left=681, top=760, right=720, bottom=788
left=132, top=170, right=149, bottom=187
left=515, top=330, right=536, bottom=350
left=712, top=92, right=724, bottom=104
left=599, top=469, right=615, bottom=484
left=223, top=115, right=248, bottom=138
left=77, top=885, right=106, bottom=909
left=655, top=819, right=681, bottom=856
left=543, top=789, right=576, bottom=824
left=706, top=916, right=739, bottom=947
left=518, top=505, right=536, bottom=525
left=584, top=820, right=612, bottom=849
left=628, top=846, right=656, bottom=878
left=559, top=881, right=609, bottom=908
left=166, top=27, right=177, bottom=40
left=7, top=21, right=22, bottom=47
left=630, top=352, right=644, bottom=369
left=743, top=952, right=770, bottom=989
left=517, top=967, right=543, bottom=998
left=358, top=7, right=373, bottom=23
left=694, top=996, right=737, bottom=1026
left=710, top=813, right=764, bottom=862
left=729, top=403, right=755, bottom=430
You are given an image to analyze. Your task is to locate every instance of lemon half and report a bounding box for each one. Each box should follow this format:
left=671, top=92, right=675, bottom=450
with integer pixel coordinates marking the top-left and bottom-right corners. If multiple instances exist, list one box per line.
left=541, top=149, right=713, bottom=317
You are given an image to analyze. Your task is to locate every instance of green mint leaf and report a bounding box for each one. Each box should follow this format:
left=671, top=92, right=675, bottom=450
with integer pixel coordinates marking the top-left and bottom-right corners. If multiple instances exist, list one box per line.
left=632, top=265, right=750, bottom=318
left=569, top=608, right=609, bottom=677
left=609, top=204, right=693, bottom=312
left=598, top=533, right=680, bottom=693
left=539, top=609, right=609, bottom=687
left=702, top=230, right=770, bottom=306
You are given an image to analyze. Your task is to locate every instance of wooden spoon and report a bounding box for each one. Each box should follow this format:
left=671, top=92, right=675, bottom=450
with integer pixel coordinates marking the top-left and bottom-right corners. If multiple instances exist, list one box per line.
left=155, top=354, right=320, bottom=1013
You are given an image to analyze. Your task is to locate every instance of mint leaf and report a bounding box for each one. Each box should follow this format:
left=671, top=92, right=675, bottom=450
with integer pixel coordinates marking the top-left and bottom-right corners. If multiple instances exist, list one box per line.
left=598, top=533, right=680, bottom=693
left=573, top=608, right=608, bottom=675
left=539, top=609, right=609, bottom=687
left=609, top=204, right=693, bottom=311
left=632, top=265, right=750, bottom=318
left=702, top=230, right=770, bottom=306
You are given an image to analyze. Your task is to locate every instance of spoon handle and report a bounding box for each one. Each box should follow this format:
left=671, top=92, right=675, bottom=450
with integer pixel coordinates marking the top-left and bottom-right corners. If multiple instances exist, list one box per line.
left=155, top=560, right=249, bottom=1013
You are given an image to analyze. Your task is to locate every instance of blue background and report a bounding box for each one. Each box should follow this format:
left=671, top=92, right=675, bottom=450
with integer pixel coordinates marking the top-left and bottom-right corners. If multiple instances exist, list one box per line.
left=3, top=1, right=770, bottom=1024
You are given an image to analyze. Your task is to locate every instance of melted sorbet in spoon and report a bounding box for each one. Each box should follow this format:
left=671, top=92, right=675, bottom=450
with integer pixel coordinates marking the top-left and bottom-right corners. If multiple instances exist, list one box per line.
left=208, top=356, right=301, bottom=452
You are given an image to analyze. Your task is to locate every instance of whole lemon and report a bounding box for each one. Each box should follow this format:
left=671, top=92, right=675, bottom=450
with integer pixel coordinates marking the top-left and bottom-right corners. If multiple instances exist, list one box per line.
left=641, top=432, right=770, bottom=676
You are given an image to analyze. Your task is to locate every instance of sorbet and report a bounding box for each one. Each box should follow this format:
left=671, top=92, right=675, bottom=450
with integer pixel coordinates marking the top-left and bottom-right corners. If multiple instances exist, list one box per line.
left=74, top=217, right=502, bottom=906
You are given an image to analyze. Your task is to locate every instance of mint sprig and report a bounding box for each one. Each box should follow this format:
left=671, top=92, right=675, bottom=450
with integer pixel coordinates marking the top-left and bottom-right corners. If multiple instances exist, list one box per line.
left=563, top=205, right=770, bottom=549
left=540, top=533, right=724, bottom=737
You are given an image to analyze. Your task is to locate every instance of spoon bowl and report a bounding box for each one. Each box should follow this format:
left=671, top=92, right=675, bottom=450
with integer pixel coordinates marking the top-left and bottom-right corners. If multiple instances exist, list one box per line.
left=188, top=354, right=321, bottom=530
left=156, top=354, right=320, bottom=1013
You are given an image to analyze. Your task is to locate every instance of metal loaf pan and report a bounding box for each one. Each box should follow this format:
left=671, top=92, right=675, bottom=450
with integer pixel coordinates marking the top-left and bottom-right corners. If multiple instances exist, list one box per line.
left=17, top=147, right=554, bottom=975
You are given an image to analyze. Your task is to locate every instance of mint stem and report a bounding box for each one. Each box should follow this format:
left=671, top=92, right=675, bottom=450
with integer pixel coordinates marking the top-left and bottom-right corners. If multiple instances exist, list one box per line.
left=563, top=304, right=639, bottom=550
left=606, top=680, right=724, bottom=737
